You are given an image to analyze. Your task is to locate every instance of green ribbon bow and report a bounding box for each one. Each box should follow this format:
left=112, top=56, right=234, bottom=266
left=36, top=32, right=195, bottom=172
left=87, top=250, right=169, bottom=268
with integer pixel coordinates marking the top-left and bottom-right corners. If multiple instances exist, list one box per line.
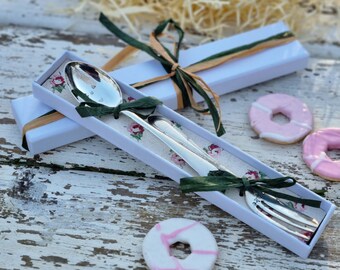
left=99, top=13, right=226, bottom=137
left=99, top=13, right=296, bottom=137
left=180, top=170, right=321, bottom=208
left=72, top=88, right=162, bottom=119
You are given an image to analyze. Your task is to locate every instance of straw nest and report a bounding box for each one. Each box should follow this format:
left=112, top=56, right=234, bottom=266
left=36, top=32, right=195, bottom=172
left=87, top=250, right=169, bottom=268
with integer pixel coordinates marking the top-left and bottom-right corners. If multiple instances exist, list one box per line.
left=72, top=0, right=339, bottom=41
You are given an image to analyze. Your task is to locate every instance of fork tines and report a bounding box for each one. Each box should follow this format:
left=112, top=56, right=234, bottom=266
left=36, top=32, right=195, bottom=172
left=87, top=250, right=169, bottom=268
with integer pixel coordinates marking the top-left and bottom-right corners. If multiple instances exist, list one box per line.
left=245, top=190, right=319, bottom=241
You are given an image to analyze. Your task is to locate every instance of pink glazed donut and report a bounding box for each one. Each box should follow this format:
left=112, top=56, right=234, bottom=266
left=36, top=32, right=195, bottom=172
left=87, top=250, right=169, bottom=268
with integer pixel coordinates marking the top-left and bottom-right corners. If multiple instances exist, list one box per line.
left=249, top=93, right=313, bottom=144
left=143, top=218, right=218, bottom=270
left=303, top=128, right=340, bottom=181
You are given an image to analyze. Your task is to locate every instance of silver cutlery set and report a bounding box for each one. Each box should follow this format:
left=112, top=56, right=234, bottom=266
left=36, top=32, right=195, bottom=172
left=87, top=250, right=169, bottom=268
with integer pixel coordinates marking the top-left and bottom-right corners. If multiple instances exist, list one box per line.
left=64, top=61, right=319, bottom=242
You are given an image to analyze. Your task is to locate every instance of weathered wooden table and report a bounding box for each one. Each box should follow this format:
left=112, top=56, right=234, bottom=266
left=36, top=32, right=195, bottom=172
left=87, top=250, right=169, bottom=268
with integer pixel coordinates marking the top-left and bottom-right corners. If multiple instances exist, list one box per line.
left=0, top=1, right=339, bottom=269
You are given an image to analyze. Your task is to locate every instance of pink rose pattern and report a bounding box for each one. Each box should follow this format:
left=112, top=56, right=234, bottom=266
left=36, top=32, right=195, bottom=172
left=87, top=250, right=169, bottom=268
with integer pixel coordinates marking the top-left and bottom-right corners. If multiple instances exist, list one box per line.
left=50, top=73, right=66, bottom=93
left=170, top=151, right=186, bottom=167
left=204, top=144, right=222, bottom=158
left=287, top=201, right=307, bottom=213
left=128, top=122, right=145, bottom=141
left=244, top=170, right=267, bottom=180
left=127, top=96, right=135, bottom=102
left=293, top=202, right=306, bottom=212
left=245, top=170, right=260, bottom=180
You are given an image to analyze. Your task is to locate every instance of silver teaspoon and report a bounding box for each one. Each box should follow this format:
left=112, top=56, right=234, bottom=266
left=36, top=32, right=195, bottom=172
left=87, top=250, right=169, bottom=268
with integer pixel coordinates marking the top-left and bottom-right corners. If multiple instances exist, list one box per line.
left=64, top=61, right=216, bottom=176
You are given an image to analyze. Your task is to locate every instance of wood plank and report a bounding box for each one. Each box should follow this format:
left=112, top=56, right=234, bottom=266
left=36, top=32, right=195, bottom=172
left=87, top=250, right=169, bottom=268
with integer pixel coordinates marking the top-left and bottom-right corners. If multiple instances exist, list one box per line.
left=1, top=165, right=339, bottom=269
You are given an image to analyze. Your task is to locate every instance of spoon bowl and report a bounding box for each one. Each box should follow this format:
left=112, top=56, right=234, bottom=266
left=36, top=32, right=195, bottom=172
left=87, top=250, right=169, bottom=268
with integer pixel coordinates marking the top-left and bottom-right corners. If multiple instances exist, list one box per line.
left=64, top=61, right=122, bottom=107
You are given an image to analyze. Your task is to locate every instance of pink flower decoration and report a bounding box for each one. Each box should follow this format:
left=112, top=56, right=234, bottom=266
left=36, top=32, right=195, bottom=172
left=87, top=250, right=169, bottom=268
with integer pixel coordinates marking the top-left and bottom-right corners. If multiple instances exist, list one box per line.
left=293, top=203, right=306, bottom=212
left=49, top=74, right=66, bottom=93
left=245, top=170, right=260, bottom=180
left=170, top=152, right=186, bottom=167
left=206, top=144, right=222, bottom=158
left=51, top=75, right=65, bottom=87
left=127, top=96, right=135, bottom=102
left=128, top=122, right=145, bottom=140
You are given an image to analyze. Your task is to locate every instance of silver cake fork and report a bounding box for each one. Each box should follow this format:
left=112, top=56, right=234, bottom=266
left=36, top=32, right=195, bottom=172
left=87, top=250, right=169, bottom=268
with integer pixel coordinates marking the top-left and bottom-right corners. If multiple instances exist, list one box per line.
left=148, top=115, right=319, bottom=241
left=245, top=189, right=318, bottom=240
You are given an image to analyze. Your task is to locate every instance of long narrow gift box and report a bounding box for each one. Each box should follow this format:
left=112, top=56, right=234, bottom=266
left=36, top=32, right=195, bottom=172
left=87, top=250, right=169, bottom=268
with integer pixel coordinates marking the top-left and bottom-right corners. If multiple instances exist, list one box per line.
left=31, top=51, right=334, bottom=259
left=13, top=21, right=308, bottom=154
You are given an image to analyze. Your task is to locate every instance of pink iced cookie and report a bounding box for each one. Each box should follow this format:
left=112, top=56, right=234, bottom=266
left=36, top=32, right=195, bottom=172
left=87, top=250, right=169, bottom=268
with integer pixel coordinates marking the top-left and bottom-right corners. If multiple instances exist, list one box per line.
left=249, top=93, right=313, bottom=144
left=303, top=128, right=340, bottom=181
left=143, top=218, right=218, bottom=270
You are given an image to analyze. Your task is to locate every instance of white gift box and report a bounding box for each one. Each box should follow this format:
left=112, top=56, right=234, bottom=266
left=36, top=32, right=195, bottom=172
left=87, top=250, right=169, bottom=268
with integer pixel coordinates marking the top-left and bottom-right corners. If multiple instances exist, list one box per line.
left=11, top=95, right=93, bottom=154
left=31, top=51, right=335, bottom=259
left=13, top=21, right=308, bottom=154
left=111, top=21, right=308, bottom=109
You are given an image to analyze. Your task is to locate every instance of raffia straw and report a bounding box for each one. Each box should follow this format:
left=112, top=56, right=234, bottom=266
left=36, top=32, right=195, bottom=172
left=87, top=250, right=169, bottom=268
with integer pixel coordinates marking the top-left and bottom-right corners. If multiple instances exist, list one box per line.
left=69, top=0, right=339, bottom=42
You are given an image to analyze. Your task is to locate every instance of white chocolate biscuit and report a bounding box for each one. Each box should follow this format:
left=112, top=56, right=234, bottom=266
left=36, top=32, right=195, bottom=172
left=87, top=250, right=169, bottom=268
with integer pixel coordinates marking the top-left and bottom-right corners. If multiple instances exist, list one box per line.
left=143, top=218, right=218, bottom=270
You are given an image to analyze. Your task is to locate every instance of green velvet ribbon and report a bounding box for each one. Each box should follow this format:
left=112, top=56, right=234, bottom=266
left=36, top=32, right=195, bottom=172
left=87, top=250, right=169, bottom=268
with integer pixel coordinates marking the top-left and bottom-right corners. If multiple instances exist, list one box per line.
left=72, top=89, right=162, bottom=119
left=99, top=13, right=226, bottom=137
left=180, top=170, right=321, bottom=208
